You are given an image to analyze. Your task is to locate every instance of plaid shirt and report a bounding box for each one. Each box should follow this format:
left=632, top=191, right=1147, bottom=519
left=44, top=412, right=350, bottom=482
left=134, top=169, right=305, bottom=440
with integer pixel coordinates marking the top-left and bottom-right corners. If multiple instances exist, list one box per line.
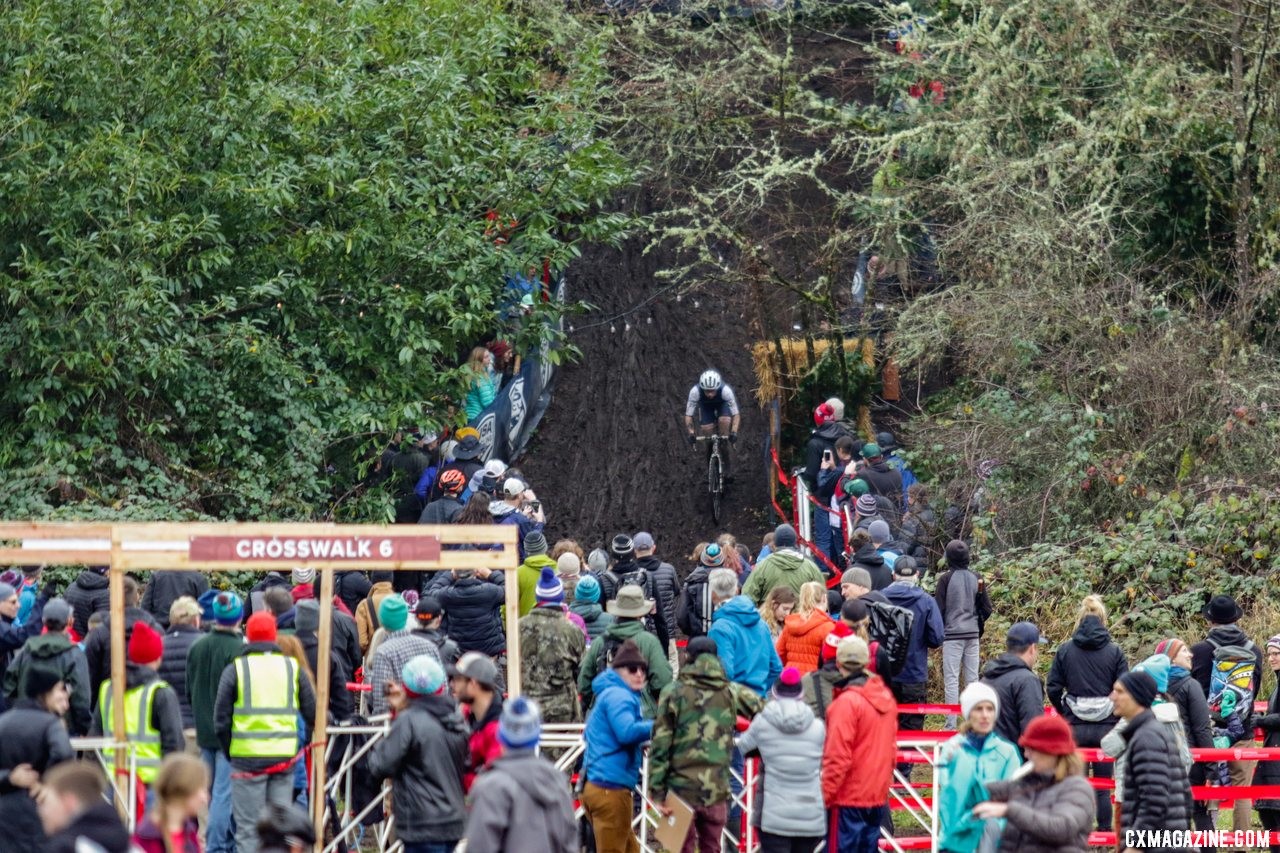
left=368, top=629, right=441, bottom=716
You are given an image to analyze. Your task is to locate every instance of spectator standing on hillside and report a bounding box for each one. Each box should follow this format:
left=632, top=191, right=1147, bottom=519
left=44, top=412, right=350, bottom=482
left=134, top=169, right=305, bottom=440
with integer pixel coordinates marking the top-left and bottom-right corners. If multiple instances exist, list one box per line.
left=936, top=683, right=1021, bottom=853
left=464, top=697, right=577, bottom=853
left=419, top=468, right=468, bottom=524
left=882, top=557, right=944, bottom=750
left=876, top=432, right=916, bottom=511
left=0, top=579, right=50, bottom=709
left=368, top=655, right=469, bottom=853
left=1046, top=595, right=1128, bottom=831
left=867, top=520, right=900, bottom=569
left=185, top=592, right=243, bottom=853
left=709, top=569, right=782, bottom=697
left=649, top=637, right=763, bottom=853
left=1253, top=635, right=1280, bottom=852
left=935, top=540, right=992, bottom=728
left=368, top=595, right=440, bottom=717
left=516, top=530, right=557, bottom=617
left=761, top=587, right=798, bottom=640
left=846, top=529, right=890, bottom=591
left=14, top=565, right=42, bottom=626
left=294, top=600, right=355, bottom=722
left=439, top=569, right=506, bottom=659
left=491, top=478, right=545, bottom=561
left=158, top=596, right=204, bottom=731
left=413, top=595, right=461, bottom=668
left=898, top=484, right=938, bottom=565
left=822, top=635, right=898, bottom=853
left=581, top=640, right=654, bottom=853
left=856, top=442, right=904, bottom=509
left=804, top=403, right=851, bottom=562
left=744, top=524, right=826, bottom=606
left=776, top=582, right=834, bottom=674
left=555, top=551, right=583, bottom=602
left=142, top=569, right=208, bottom=629
left=3, top=598, right=90, bottom=736
left=1155, top=637, right=1215, bottom=839
left=1107, top=671, right=1194, bottom=840
left=465, top=346, right=501, bottom=421
left=982, top=622, right=1048, bottom=754
left=520, top=569, right=585, bottom=726
left=578, top=585, right=671, bottom=716
left=1191, top=593, right=1264, bottom=833
left=738, top=666, right=827, bottom=853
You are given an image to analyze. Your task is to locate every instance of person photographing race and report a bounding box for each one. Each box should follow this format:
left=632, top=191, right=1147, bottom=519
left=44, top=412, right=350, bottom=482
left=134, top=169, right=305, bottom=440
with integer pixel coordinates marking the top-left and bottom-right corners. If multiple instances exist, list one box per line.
left=685, top=369, right=741, bottom=479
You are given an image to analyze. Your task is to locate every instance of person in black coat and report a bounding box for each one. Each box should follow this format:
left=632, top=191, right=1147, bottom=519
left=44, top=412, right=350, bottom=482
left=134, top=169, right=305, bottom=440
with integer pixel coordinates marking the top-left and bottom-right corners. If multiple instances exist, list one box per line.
left=141, top=570, right=209, bottom=629
left=634, top=533, right=679, bottom=656
left=158, top=597, right=204, bottom=729
left=981, top=621, right=1048, bottom=755
left=330, top=571, right=373, bottom=616
left=294, top=601, right=356, bottom=721
left=82, top=577, right=161, bottom=705
left=1046, top=598, right=1129, bottom=830
left=437, top=570, right=506, bottom=657
left=1157, top=637, right=1216, bottom=838
left=1254, top=635, right=1280, bottom=853
left=1111, top=670, right=1193, bottom=842
left=246, top=571, right=291, bottom=617
left=0, top=664, right=75, bottom=853
left=62, top=568, right=112, bottom=638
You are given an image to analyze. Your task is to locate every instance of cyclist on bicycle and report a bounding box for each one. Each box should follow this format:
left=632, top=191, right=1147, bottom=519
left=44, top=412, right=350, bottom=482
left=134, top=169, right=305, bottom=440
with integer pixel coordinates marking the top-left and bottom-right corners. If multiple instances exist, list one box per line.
left=685, top=369, right=740, bottom=477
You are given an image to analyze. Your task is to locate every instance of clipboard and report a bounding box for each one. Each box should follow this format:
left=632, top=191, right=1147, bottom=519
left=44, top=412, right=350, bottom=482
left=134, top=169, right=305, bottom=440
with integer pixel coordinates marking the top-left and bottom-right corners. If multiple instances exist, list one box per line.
left=652, top=792, right=695, bottom=852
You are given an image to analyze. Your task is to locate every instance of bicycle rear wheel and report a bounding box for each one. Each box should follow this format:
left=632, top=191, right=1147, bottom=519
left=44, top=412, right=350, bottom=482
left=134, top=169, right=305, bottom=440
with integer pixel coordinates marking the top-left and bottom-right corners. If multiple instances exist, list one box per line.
left=708, top=451, right=723, bottom=524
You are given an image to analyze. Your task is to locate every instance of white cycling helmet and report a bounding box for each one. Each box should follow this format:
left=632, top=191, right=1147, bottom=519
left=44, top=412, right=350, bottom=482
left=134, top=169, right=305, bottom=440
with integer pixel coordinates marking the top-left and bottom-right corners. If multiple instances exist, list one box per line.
left=699, top=369, right=723, bottom=391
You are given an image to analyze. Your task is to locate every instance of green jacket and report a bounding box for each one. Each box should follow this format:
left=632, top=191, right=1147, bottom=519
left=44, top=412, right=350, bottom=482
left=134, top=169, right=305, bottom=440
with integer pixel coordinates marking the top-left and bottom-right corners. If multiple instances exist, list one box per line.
left=577, top=618, right=672, bottom=718
left=936, top=731, right=1022, bottom=853
left=3, top=632, right=91, bottom=736
left=648, top=655, right=763, bottom=806
left=517, top=555, right=557, bottom=617
left=742, top=549, right=826, bottom=606
left=185, top=627, right=245, bottom=750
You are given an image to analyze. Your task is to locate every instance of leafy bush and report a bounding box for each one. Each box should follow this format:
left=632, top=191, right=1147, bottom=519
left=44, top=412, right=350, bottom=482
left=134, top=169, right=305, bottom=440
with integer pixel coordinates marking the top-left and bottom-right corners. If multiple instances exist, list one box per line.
left=0, top=0, right=630, bottom=522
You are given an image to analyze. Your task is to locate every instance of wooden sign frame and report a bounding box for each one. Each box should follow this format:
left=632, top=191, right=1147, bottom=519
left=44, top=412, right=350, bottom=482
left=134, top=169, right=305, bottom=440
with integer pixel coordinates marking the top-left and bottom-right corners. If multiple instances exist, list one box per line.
left=0, top=521, right=521, bottom=845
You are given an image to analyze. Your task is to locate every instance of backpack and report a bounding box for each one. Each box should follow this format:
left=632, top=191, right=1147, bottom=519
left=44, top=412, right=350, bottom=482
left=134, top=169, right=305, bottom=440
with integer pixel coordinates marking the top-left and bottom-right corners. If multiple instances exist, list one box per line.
left=592, top=634, right=626, bottom=682
left=614, top=565, right=661, bottom=637
left=866, top=600, right=914, bottom=677
left=1207, top=637, right=1257, bottom=733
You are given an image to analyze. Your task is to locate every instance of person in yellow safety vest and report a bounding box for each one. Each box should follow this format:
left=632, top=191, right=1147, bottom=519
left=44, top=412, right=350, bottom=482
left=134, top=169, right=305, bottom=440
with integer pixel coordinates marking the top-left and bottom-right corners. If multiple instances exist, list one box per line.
left=214, top=610, right=317, bottom=853
left=89, top=620, right=186, bottom=789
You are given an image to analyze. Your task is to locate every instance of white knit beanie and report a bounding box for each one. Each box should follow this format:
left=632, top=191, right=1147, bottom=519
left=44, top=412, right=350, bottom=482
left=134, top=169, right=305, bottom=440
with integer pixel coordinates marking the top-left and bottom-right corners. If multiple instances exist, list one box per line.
left=960, top=682, right=1000, bottom=720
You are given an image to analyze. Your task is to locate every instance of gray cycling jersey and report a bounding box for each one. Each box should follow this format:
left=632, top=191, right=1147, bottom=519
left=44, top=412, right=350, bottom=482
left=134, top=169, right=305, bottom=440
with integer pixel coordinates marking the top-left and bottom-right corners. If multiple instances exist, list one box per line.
left=686, top=383, right=740, bottom=417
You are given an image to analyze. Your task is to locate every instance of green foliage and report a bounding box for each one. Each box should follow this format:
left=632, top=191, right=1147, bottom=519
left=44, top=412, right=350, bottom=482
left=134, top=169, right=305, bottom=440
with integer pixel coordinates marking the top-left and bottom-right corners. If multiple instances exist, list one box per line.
left=972, top=488, right=1280, bottom=660
left=0, top=0, right=630, bottom=522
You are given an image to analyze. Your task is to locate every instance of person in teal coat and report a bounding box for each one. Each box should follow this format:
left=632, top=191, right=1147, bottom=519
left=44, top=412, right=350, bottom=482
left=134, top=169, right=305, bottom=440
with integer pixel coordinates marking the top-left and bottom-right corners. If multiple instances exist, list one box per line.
left=937, top=682, right=1022, bottom=853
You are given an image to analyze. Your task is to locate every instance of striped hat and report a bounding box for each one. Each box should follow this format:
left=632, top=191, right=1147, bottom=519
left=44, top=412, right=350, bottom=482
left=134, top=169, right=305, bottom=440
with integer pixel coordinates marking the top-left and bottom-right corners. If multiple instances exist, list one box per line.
left=700, top=543, right=725, bottom=568
left=854, top=494, right=878, bottom=515
left=536, top=567, right=564, bottom=604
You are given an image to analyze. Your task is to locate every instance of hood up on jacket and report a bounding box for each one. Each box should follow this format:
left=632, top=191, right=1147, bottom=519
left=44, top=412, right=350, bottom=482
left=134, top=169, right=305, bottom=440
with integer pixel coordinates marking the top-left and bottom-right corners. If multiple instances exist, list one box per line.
left=591, top=667, right=633, bottom=698
left=761, top=549, right=811, bottom=573
left=713, top=596, right=766, bottom=629
left=855, top=673, right=898, bottom=714
left=72, top=570, right=109, bottom=591
left=680, top=652, right=730, bottom=689
left=22, top=632, right=75, bottom=660
left=762, top=696, right=817, bottom=734
left=1071, top=615, right=1112, bottom=651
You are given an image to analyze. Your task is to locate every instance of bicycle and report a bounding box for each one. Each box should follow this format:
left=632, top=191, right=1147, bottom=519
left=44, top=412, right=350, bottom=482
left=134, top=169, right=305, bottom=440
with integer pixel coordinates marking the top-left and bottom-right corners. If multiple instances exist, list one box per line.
left=695, top=434, right=727, bottom=523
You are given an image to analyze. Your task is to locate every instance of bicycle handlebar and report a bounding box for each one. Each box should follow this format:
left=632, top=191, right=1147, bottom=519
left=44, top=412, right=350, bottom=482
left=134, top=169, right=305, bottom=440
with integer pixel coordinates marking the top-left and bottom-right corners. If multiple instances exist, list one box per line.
left=694, top=435, right=725, bottom=443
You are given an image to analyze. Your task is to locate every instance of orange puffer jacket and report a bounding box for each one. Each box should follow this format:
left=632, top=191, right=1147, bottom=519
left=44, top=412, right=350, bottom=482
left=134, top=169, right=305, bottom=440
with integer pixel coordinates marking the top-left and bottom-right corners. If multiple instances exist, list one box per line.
left=821, top=673, right=899, bottom=807
left=776, top=610, right=836, bottom=674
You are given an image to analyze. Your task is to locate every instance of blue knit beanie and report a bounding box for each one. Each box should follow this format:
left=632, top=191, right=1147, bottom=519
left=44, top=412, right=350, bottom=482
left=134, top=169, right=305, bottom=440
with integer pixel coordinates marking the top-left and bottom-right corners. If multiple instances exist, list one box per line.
left=499, top=696, right=542, bottom=749
left=575, top=575, right=601, bottom=604
left=536, top=567, right=564, bottom=605
left=212, top=591, right=244, bottom=626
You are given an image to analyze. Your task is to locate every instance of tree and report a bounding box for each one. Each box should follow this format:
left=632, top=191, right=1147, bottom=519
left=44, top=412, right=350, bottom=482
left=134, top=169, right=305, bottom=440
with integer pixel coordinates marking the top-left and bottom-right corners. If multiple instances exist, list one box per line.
left=0, top=0, right=629, bottom=520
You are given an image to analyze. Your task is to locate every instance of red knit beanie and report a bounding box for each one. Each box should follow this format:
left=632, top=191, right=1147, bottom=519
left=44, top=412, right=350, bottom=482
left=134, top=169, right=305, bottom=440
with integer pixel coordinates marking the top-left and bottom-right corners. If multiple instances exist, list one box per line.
left=128, top=622, right=164, bottom=666
left=245, top=611, right=278, bottom=643
left=1018, top=714, right=1077, bottom=757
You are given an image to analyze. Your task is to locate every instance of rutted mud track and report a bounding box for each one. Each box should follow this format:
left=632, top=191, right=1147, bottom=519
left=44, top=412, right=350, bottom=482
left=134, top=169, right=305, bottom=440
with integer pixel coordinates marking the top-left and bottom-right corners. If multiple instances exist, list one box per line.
left=522, top=204, right=773, bottom=562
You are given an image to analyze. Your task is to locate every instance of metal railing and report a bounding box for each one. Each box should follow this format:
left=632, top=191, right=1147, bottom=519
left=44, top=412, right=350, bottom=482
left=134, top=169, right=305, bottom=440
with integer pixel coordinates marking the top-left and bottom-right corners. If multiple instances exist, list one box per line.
left=70, top=737, right=138, bottom=831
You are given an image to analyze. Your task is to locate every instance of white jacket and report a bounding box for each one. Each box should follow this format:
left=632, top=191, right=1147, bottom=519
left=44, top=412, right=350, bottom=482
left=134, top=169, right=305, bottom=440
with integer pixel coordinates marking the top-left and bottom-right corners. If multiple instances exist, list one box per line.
left=737, top=696, right=826, bottom=836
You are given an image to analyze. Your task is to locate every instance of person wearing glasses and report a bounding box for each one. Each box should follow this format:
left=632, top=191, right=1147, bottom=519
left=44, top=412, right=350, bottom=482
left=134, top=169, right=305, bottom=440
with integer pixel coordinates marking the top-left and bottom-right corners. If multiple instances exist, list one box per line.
left=580, top=639, right=654, bottom=853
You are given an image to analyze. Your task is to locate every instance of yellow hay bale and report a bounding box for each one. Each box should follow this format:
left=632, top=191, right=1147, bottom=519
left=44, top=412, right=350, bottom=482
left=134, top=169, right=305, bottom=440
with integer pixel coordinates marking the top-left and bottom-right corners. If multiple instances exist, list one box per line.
left=751, top=337, right=874, bottom=409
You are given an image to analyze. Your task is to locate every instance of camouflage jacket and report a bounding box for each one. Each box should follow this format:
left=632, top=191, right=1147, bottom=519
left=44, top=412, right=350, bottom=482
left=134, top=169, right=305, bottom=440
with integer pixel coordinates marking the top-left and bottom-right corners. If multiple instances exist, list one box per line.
left=648, top=654, right=764, bottom=806
left=519, top=606, right=586, bottom=721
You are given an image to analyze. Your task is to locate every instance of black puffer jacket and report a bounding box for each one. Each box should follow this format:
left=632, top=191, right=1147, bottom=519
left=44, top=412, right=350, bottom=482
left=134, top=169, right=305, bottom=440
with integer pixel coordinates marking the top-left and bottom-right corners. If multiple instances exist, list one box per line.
left=1166, top=674, right=1213, bottom=750
left=981, top=653, right=1045, bottom=751
left=331, top=608, right=362, bottom=683
left=297, top=629, right=356, bottom=721
left=159, top=623, right=203, bottom=728
left=1046, top=616, right=1128, bottom=726
left=636, top=555, right=679, bottom=639
left=1120, top=708, right=1193, bottom=840
left=64, top=570, right=112, bottom=637
left=859, top=460, right=904, bottom=507
left=0, top=699, right=75, bottom=852
left=367, top=692, right=469, bottom=844
left=438, top=576, right=506, bottom=656
left=84, top=608, right=162, bottom=705
left=141, top=570, right=209, bottom=628
left=677, top=566, right=713, bottom=639
left=333, top=571, right=373, bottom=616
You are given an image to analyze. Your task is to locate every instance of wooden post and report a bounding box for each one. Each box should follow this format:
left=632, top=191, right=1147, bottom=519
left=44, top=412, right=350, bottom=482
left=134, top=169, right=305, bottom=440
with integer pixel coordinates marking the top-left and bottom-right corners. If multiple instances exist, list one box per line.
left=108, top=530, right=128, bottom=822
left=312, top=567, right=335, bottom=845
left=504, top=564, right=521, bottom=697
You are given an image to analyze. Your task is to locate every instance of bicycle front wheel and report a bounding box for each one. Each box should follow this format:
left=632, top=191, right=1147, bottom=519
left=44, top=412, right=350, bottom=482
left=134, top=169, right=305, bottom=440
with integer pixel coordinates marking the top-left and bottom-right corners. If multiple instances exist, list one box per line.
left=708, top=452, right=723, bottom=523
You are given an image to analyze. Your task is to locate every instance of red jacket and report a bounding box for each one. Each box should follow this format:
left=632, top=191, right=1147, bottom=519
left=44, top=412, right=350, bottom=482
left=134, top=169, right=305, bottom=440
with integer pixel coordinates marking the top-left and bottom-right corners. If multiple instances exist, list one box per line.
left=822, top=673, right=898, bottom=807
left=464, top=697, right=504, bottom=792
left=776, top=611, right=835, bottom=673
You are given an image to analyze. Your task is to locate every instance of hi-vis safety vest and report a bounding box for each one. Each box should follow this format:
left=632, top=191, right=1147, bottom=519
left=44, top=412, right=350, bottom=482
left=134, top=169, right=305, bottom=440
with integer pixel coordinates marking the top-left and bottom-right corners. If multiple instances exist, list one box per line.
left=231, top=653, right=300, bottom=759
left=98, top=679, right=167, bottom=783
